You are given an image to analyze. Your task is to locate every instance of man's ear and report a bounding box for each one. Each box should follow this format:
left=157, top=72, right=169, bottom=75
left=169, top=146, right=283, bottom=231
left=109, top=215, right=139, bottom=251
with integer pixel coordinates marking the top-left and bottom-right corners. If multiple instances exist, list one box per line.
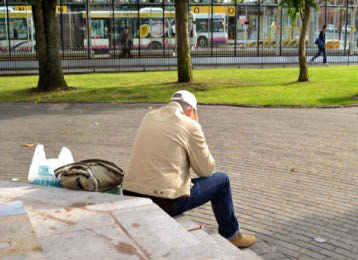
left=188, top=107, right=193, bottom=113
left=184, top=108, right=191, bottom=117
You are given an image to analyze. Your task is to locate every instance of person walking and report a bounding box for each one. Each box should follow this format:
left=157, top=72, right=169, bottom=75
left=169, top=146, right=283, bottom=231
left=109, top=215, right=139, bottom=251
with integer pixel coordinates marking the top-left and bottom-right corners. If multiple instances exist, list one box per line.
left=120, top=28, right=132, bottom=58
left=123, top=90, right=256, bottom=249
left=311, top=25, right=328, bottom=66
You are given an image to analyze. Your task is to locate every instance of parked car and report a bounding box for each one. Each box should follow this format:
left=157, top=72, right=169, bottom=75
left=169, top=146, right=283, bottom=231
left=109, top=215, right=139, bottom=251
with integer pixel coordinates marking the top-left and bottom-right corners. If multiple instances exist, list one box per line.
left=326, top=24, right=337, bottom=33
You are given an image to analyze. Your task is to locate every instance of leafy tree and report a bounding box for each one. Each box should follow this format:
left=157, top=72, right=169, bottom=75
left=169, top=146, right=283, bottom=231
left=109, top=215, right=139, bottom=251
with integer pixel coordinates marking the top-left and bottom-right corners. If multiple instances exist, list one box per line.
left=28, top=0, right=68, bottom=91
left=175, top=0, right=193, bottom=82
left=280, top=0, right=318, bottom=82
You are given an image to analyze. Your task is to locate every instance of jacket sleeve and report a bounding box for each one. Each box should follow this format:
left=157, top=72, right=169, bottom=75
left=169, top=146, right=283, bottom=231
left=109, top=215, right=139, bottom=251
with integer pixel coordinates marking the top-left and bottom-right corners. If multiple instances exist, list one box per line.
left=187, top=123, right=216, bottom=177
left=319, top=31, right=325, bottom=43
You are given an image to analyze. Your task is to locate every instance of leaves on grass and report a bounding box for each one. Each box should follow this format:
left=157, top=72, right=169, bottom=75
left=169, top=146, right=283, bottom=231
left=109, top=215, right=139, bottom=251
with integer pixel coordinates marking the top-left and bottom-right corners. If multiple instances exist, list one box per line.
left=21, top=143, right=35, bottom=148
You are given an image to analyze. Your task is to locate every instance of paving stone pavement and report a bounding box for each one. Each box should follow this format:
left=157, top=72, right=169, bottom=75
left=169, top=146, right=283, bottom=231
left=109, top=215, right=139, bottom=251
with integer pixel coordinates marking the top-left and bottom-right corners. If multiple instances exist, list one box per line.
left=0, top=102, right=357, bottom=260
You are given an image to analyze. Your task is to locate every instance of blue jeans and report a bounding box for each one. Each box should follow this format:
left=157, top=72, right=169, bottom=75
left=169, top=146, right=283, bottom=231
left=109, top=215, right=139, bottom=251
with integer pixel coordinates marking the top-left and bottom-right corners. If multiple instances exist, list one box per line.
left=312, top=46, right=327, bottom=63
left=169, top=172, right=240, bottom=240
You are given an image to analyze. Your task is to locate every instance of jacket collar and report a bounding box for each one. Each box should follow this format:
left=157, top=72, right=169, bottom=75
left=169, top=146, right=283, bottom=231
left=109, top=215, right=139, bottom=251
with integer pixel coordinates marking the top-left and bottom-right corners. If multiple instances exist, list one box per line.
left=167, top=101, right=184, bottom=114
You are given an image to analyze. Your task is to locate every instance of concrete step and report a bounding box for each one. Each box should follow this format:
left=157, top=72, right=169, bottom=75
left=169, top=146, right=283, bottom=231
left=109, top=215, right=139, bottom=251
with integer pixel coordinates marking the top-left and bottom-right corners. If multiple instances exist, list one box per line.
left=175, top=215, right=263, bottom=260
left=1, top=181, right=262, bottom=260
left=0, top=201, right=46, bottom=260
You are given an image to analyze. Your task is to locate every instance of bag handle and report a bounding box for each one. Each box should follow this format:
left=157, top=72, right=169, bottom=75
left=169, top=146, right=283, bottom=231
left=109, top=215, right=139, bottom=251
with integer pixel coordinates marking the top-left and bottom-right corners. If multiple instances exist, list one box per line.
left=55, top=163, right=91, bottom=178
left=79, top=159, right=124, bottom=177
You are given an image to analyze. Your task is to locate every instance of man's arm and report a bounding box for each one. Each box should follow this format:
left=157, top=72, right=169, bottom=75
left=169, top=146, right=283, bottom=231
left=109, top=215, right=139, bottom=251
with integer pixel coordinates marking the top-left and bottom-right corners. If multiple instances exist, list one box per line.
left=319, top=31, right=325, bottom=43
left=187, top=124, right=216, bottom=177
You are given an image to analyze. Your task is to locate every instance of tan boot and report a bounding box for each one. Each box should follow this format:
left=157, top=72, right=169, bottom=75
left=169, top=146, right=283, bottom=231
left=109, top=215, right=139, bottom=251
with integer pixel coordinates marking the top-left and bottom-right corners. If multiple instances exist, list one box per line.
left=229, top=232, right=256, bottom=248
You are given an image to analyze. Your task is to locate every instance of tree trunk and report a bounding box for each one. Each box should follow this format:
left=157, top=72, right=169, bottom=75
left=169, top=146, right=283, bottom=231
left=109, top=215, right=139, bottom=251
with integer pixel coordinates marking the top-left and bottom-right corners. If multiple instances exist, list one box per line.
left=32, top=0, right=68, bottom=91
left=32, top=0, right=47, bottom=89
left=297, top=1, right=310, bottom=82
left=175, top=0, right=193, bottom=83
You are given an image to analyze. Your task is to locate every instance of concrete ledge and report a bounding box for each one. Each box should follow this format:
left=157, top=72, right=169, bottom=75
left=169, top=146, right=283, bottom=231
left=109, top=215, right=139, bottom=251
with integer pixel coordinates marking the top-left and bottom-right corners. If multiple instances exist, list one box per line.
left=0, top=181, right=154, bottom=259
left=0, top=201, right=46, bottom=260
left=0, top=181, right=262, bottom=259
left=0, top=181, right=152, bottom=210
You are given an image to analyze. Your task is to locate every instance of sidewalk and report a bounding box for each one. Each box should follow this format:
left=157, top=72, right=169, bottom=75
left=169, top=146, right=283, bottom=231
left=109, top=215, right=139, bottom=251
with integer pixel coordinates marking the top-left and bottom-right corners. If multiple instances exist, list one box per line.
left=1, top=103, right=358, bottom=259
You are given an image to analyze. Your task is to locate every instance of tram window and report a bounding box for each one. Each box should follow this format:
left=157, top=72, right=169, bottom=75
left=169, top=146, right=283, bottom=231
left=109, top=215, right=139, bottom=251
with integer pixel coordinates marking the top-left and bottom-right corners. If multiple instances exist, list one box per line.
left=213, top=19, right=224, bottom=33
left=8, top=19, right=28, bottom=39
left=196, top=19, right=209, bottom=33
left=91, top=19, right=110, bottom=39
left=0, top=20, right=6, bottom=40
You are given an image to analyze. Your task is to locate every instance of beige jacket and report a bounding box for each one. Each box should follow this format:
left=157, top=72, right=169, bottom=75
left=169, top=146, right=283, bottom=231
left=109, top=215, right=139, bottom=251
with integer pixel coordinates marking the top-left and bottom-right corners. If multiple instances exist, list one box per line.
left=123, top=102, right=215, bottom=199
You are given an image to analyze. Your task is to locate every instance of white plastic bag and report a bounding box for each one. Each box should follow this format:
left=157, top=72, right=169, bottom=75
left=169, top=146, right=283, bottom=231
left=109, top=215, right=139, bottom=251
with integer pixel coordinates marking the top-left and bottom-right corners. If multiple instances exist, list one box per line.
left=28, top=144, right=74, bottom=187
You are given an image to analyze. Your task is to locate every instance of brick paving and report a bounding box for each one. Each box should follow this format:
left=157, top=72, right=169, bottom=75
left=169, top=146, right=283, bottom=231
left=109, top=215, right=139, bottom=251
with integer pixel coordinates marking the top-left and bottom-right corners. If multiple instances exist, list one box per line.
left=1, top=102, right=357, bottom=260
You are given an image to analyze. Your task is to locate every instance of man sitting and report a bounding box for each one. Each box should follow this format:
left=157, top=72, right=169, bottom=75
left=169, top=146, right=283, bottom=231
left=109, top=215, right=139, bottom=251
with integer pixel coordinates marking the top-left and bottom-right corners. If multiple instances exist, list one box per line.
left=123, top=90, right=256, bottom=248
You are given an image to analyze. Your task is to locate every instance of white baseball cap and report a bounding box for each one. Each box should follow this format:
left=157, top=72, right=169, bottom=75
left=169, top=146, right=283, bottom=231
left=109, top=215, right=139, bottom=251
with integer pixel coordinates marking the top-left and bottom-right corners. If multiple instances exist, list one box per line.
left=171, top=90, right=197, bottom=110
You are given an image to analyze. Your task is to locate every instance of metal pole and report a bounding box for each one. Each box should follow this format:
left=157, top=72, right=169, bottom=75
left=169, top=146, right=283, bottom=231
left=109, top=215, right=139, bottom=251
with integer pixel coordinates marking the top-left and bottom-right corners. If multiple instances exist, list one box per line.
left=60, top=0, right=65, bottom=60
left=86, top=0, right=91, bottom=59
left=261, top=36, right=263, bottom=68
left=187, top=0, right=191, bottom=64
left=69, top=4, right=71, bottom=52
left=234, top=0, right=237, bottom=57
left=29, top=5, right=34, bottom=55
left=112, top=0, right=115, bottom=57
left=5, top=0, right=11, bottom=60
left=324, top=0, right=327, bottom=25
left=26, top=5, right=30, bottom=52
left=211, top=0, right=214, bottom=57
left=344, top=2, right=349, bottom=55
left=137, top=0, right=141, bottom=58
left=163, top=0, right=165, bottom=57
left=257, top=1, right=260, bottom=56
left=347, top=43, right=350, bottom=65
left=280, top=7, right=283, bottom=56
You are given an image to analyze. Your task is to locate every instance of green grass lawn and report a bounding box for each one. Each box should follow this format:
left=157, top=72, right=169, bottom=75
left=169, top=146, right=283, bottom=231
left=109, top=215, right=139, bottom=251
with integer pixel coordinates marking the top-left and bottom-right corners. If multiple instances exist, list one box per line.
left=0, top=66, right=357, bottom=106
